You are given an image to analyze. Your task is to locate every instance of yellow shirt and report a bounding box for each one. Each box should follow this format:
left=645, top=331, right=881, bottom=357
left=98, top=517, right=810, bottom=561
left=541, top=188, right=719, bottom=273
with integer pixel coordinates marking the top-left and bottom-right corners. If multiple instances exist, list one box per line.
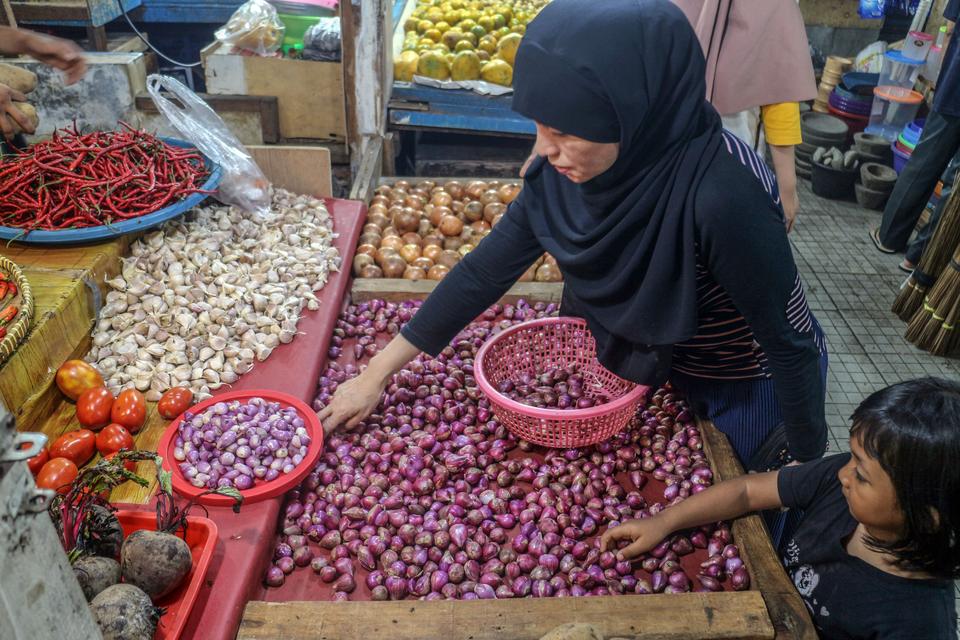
left=761, top=102, right=802, bottom=146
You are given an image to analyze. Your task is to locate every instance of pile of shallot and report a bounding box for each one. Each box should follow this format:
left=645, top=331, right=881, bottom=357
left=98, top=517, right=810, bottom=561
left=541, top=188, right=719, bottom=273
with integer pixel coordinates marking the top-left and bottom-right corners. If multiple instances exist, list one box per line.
left=86, top=189, right=340, bottom=401
left=174, top=397, right=312, bottom=491
left=265, top=299, right=748, bottom=600
left=498, top=365, right=610, bottom=410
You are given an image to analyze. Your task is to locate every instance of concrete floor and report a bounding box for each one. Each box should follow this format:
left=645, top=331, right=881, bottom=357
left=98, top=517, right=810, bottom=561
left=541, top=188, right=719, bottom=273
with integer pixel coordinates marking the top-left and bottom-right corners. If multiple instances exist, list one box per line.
left=791, top=179, right=960, bottom=629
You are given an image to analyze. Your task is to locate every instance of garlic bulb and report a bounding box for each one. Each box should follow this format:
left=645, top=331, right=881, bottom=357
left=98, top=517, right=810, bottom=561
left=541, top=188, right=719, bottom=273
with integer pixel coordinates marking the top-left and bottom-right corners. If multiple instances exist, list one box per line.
left=87, top=188, right=340, bottom=401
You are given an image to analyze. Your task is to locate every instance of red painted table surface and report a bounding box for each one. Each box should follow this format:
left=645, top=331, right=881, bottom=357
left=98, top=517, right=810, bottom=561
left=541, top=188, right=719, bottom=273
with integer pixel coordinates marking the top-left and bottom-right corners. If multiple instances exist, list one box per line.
left=161, top=196, right=364, bottom=640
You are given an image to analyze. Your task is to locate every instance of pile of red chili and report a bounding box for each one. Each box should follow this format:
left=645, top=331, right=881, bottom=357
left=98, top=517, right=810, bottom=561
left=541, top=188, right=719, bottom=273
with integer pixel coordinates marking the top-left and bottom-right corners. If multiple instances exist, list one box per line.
left=0, top=123, right=210, bottom=232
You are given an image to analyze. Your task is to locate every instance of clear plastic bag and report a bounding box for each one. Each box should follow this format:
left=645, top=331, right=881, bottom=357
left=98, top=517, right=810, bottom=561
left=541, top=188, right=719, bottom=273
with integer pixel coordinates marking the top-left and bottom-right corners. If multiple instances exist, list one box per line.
left=147, top=74, right=271, bottom=216
left=215, top=0, right=285, bottom=56
left=304, top=18, right=341, bottom=52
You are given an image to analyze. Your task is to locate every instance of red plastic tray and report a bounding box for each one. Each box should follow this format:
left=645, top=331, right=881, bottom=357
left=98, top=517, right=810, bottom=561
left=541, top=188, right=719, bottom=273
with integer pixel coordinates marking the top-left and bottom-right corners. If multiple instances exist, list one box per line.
left=157, top=390, right=324, bottom=506
left=115, top=508, right=218, bottom=640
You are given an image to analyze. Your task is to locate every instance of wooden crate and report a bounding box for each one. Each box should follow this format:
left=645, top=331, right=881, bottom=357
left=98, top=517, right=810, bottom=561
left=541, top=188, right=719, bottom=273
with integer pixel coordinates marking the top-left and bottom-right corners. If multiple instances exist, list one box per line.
left=237, top=281, right=814, bottom=640
left=351, top=173, right=565, bottom=304
left=202, top=42, right=348, bottom=143
left=0, top=239, right=130, bottom=431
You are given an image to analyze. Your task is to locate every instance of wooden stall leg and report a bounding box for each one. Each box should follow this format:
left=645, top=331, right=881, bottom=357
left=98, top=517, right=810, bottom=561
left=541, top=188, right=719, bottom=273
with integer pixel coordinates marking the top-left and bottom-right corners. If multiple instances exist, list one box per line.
left=86, top=25, right=108, bottom=52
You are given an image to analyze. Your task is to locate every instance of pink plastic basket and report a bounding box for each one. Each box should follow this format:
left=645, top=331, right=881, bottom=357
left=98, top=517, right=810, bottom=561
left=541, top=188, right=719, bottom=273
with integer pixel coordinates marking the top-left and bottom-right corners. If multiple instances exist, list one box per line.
left=475, top=317, right=648, bottom=448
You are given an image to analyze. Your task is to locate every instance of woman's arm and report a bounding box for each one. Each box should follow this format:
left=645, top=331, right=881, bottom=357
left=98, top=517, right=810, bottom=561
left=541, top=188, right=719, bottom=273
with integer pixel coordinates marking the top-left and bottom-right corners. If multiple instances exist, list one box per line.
left=0, top=27, right=86, bottom=84
left=601, top=471, right=782, bottom=560
left=318, top=195, right=544, bottom=433
left=768, top=144, right=798, bottom=232
left=696, top=163, right=827, bottom=462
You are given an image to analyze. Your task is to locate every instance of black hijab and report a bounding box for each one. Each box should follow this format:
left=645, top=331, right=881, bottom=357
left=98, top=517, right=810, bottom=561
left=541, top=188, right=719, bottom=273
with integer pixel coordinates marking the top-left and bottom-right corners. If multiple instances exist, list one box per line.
left=512, top=0, right=726, bottom=385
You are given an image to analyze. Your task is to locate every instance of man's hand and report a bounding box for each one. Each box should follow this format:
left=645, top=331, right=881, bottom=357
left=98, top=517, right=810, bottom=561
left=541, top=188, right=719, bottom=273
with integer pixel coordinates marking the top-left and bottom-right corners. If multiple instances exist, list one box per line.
left=22, top=32, right=86, bottom=85
left=600, top=518, right=672, bottom=561
left=0, top=83, right=34, bottom=139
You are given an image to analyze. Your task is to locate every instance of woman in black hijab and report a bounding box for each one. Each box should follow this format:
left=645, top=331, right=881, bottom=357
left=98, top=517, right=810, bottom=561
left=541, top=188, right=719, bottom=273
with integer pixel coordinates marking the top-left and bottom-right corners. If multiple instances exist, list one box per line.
left=321, top=0, right=828, bottom=468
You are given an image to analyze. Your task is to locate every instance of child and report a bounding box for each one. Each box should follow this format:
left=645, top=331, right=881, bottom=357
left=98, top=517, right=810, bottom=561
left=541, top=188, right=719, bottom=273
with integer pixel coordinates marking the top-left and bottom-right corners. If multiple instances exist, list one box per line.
left=602, top=377, right=960, bottom=639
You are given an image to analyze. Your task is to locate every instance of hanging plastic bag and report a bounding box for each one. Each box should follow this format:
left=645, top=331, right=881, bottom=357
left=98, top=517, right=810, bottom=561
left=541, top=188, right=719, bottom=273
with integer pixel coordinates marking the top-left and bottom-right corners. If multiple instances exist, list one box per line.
left=215, top=0, right=285, bottom=56
left=303, top=18, right=341, bottom=61
left=147, top=74, right=271, bottom=216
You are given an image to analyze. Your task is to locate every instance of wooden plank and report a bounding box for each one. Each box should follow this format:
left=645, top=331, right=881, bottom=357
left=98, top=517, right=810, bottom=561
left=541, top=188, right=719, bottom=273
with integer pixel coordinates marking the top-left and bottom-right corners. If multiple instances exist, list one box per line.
left=349, top=135, right=384, bottom=202
left=135, top=92, right=280, bottom=144
left=239, top=591, right=774, bottom=640
left=699, top=420, right=817, bottom=640
left=247, top=145, right=333, bottom=198
left=0, top=238, right=129, bottom=432
left=351, top=278, right=563, bottom=304
left=341, top=0, right=359, bottom=152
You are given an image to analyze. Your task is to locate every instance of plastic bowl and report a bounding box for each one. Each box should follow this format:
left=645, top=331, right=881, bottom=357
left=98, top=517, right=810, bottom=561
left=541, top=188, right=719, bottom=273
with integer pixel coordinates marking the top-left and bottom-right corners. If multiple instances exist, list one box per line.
left=841, top=71, right=879, bottom=93
left=829, top=89, right=872, bottom=115
left=158, top=390, right=323, bottom=506
left=892, top=142, right=911, bottom=174
left=114, top=508, right=218, bottom=640
left=0, top=137, right=221, bottom=245
left=475, top=317, right=648, bottom=448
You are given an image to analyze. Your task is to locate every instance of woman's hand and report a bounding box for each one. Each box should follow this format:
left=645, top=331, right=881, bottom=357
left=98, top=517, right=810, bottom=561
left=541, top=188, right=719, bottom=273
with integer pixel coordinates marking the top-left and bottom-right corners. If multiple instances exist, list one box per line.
left=600, top=518, right=672, bottom=561
left=0, top=83, right=33, bottom=139
left=782, top=188, right=800, bottom=233
left=22, top=31, right=86, bottom=84
left=317, top=369, right=386, bottom=434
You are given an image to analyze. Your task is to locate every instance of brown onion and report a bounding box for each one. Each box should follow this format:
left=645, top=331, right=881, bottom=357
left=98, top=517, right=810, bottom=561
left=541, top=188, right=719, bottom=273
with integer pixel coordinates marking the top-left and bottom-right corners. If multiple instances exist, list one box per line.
left=439, top=215, right=464, bottom=237
left=438, top=250, right=461, bottom=269
left=402, top=232, right=422, bottom=247
left=480, top=190, right=500, bottom=206
left=403, top=266, right=427, bottom=280
left=356, top=243, right=378, bottom=257
left=427, top=264, right=450, bottom=280
left=399, top=244, right=422, bottom=263
left=381, top=236, right=404, bottom=252
left=353, top=254, right=374, bottom=275
left=393, top=209, right=420, bottom=234
left=375, top=247, right=399, bottom=266
left=359, top=264, right=383, bottom=278
left=483, top=202, right=506, bottom=223
left=465, top=181, right=487, bottom=200
left=444, top=236, right=464, bottom=251
left=458, top=244, right=474, bottom=258
left=423, top=244, right=443, bottom=261
left=432, top=192, right=453, bottom=208
left=463, top=201, right=484, bottom=222
left=445, top=181, right=464, bottom=199
left=368, top=212, right=390, bottom=229
left=359, top=232, right=382, bottom=247
left=412, top=256, right=434, bottom=270
left=382, top=255, right=407, bottom=278
left=423, top=234, right=444, bottom=247
left=498, top=183, right=521, bottom=204
left=430, top=205, right=452, bottom=228
left=535, top=263, right=563, bottom=283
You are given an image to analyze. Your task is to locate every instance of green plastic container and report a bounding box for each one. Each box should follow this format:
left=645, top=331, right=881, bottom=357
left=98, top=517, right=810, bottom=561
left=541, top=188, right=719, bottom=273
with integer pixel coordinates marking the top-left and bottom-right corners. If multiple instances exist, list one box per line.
left=278, top=13, right=323, bottom=47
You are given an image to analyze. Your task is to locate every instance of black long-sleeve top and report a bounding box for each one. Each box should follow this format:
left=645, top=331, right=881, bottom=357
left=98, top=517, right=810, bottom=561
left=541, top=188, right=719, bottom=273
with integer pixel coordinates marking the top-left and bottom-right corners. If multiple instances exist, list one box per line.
left=402, top=131, right=827, bottom=461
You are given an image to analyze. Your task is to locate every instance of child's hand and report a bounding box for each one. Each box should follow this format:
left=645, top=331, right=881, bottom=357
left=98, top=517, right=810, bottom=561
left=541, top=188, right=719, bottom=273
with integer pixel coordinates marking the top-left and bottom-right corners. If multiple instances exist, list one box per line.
left=600, top=518, right=671, bottom=560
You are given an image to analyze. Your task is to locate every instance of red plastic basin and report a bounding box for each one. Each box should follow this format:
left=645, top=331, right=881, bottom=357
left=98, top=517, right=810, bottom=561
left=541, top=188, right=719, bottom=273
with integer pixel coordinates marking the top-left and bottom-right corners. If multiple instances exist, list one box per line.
left=157, top=389, right=324, bottom=506
left=114, top=508, right=218, bottom=640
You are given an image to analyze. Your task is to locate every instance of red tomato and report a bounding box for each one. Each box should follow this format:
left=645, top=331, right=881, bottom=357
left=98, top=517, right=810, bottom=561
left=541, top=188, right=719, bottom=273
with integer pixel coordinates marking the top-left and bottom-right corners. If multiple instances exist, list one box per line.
left=111, top=389, right=146, bottom=433
left=20, top=443, right=49, bottom=476
left=36, top=458, right=79, bottom=494
left=50, top=430, right=96, bottom=467
left=104, top=451, right=136, bottom=472
left=76, top=387, right=114, bottom=430
left=96, top=423, right=135, bottom=457
left=55, top=360, right=104, bottom=401
left=157, top=387, right=194, bottom=420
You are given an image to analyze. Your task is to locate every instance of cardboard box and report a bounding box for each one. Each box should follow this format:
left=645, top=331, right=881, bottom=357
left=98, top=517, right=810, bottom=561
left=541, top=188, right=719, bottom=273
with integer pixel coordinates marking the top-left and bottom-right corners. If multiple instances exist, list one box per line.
left=202, top=43, right=347, bottom=142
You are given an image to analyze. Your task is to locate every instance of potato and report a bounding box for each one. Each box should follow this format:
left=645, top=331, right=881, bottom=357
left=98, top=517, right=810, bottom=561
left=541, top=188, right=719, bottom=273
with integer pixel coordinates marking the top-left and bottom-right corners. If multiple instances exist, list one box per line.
left=120, top=530, right=192, bottom=599
left=0, top=63, right=37, bottom=94
left=10, top=102, right=38, bottom=134
left=74, top=555, right=121, bottom=602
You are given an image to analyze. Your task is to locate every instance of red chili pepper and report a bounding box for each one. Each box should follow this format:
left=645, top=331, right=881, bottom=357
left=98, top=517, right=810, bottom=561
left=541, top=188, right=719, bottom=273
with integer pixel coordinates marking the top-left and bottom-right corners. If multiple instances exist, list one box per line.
left=0, top=305, right=18, bottom=325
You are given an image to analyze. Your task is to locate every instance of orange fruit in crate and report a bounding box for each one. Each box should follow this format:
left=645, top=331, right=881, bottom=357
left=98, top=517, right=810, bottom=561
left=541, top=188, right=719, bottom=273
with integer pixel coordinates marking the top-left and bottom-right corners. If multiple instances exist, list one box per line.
left=418, top=50, right=451, bottom=80
left=481, top=59, right=512, bottom=86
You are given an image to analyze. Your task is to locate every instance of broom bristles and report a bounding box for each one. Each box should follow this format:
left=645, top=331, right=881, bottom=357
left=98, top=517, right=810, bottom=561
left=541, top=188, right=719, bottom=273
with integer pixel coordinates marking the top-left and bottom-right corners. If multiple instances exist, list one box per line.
left=893, top=172, right=960, bottom=319
left=906, top=253, right=960, bottom=353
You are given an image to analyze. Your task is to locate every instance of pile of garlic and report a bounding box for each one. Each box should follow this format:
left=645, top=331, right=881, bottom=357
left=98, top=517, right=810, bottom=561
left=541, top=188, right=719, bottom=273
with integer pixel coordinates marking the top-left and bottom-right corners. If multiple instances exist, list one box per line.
left=87, top=188, right=340, bottom=401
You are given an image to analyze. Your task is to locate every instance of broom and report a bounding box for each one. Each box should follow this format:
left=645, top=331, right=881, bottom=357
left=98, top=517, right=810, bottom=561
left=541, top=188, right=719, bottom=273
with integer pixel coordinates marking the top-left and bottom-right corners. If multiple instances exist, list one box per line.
left=893, top=173, right=960, bottom=321
left=904, top=246, right=960, bottom=355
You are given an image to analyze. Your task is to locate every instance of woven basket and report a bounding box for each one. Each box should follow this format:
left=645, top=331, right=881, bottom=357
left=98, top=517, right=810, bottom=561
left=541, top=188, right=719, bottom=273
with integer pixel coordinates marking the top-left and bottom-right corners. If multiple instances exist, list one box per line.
left=0, top=255, right=33, bottom=364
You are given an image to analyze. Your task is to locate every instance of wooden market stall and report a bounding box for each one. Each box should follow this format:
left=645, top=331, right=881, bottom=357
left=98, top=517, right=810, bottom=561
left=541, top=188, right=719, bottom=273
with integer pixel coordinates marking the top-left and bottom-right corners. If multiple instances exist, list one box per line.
left=231, top=173, right=816, bottom=640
